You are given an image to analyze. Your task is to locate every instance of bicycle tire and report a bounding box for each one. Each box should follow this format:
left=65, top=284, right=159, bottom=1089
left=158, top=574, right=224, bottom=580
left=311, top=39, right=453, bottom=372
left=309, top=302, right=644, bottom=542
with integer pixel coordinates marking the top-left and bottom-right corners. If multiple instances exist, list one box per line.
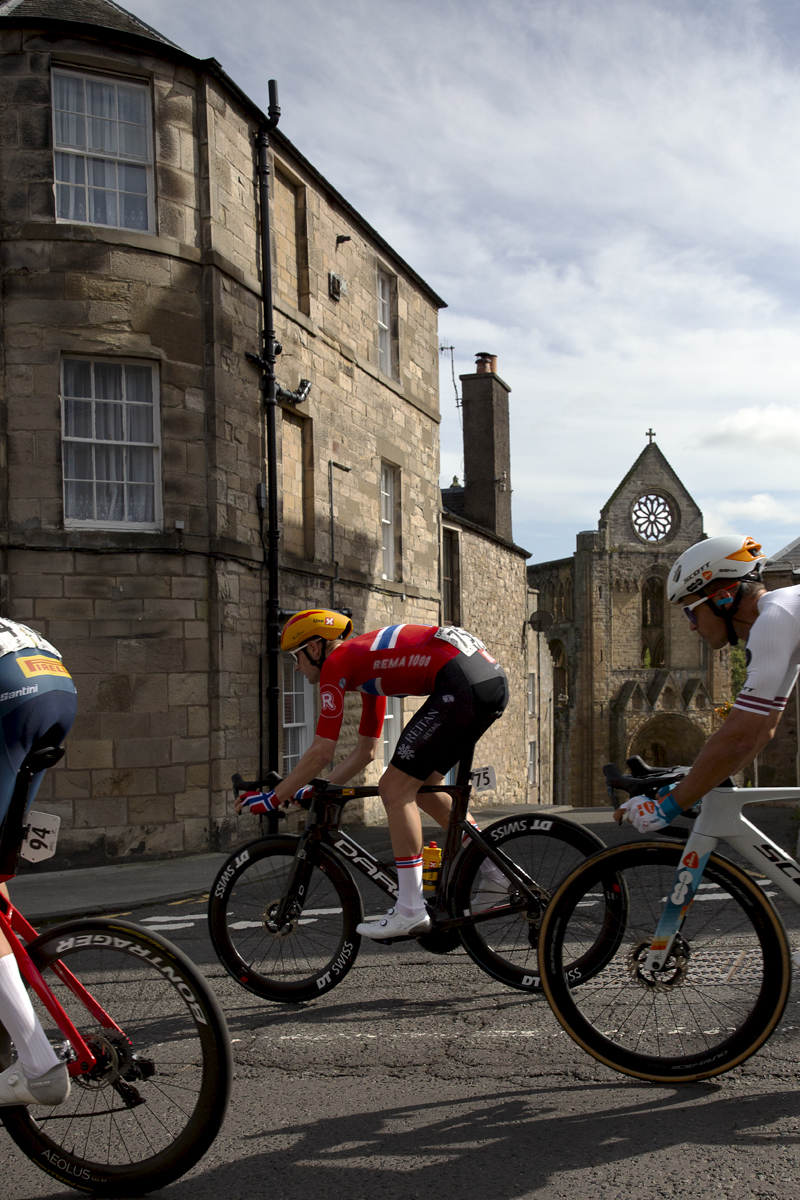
left=208, top=835, right=363, bottom=1002
left=452, top=812, right=616, bottom=991
left=0, top=919, right=231, bottom=1197
left=538, top=841, right=792, bottom=1082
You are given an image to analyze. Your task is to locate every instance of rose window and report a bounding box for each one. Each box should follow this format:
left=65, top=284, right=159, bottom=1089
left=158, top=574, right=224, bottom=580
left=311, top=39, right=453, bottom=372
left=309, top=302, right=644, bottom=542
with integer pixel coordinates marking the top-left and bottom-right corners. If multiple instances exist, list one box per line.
left=630, top=493, right=673, bottom=542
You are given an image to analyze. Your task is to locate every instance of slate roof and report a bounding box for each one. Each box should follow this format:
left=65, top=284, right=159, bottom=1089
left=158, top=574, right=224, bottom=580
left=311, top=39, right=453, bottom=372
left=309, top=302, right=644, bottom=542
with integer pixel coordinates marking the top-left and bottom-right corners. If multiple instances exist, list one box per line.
left=0, top=0, right=446, bottom=308
left=0, top=0, right=181, bottom=48
left=440, top=486, right=466, bottom=517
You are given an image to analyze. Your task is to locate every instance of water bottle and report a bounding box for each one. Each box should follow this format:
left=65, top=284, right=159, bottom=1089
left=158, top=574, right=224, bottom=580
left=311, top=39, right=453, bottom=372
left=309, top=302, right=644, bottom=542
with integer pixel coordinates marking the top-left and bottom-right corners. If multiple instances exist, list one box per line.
left=422, top=842, right=442, bottom=894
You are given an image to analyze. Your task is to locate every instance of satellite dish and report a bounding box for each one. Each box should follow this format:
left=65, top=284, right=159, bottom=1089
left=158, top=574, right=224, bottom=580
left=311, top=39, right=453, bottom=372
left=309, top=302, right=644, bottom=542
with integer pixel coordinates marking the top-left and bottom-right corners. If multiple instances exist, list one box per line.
left=528, top=611, right=554, bottom=632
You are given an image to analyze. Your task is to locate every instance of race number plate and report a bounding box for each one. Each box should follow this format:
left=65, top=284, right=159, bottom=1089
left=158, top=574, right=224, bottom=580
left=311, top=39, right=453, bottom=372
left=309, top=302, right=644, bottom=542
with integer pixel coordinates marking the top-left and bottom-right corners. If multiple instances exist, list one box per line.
left=471, top=766, right=497, bottom=792
left=20, top=811, right=60, bottom=863
left=434, top=626, right=487, bottom=657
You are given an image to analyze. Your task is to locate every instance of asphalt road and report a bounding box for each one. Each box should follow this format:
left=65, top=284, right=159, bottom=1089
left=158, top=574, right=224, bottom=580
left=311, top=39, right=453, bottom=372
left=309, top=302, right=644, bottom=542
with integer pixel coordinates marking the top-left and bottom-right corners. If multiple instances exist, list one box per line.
left=4, top=810, right=800, bottom=1199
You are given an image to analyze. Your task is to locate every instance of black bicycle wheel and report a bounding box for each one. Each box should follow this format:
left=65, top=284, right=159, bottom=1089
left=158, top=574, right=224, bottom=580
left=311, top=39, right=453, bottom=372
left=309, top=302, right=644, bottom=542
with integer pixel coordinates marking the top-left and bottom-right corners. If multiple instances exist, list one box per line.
left=0, top=919, right=231, bottom=1197
left=452, top=812, right=615, bottom=991
left=208, top=835, right=363, bottom=1002
left=538, top=841, right=792, bottom=1082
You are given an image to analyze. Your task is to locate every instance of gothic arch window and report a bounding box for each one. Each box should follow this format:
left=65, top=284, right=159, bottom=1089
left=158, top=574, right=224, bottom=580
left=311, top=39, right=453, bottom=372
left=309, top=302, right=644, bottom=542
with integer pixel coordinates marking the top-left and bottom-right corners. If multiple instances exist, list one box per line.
left=555, top=582, right=565, bottom=621
left=550, top=640, right=569, bottom=707
left=641, top=575, right=666, bottom=667
left=564, top=578, right=573, bottom=621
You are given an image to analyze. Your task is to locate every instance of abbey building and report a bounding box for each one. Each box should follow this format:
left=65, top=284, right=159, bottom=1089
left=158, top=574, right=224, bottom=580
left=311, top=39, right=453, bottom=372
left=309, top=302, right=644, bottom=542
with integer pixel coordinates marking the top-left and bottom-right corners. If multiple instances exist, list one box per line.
left=528, top=440, right=731, bottom=807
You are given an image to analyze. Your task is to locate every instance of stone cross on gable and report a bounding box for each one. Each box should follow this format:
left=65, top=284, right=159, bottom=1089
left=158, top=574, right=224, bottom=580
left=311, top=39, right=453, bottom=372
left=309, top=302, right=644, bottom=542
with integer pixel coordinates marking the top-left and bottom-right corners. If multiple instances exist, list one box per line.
left=646, top=428, right=656, bottom=444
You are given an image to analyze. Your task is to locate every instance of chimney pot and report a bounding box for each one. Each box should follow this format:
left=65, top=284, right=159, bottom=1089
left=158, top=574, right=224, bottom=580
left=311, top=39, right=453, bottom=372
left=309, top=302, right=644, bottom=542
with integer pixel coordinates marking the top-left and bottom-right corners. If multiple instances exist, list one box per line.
left=475, top=352, right=497, bottom=374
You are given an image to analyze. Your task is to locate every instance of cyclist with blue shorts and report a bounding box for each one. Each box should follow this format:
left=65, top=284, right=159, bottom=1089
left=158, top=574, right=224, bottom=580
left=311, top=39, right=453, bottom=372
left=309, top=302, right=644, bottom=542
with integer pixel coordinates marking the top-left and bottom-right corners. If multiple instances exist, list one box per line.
left=0, top=619, right=77, bottom=1106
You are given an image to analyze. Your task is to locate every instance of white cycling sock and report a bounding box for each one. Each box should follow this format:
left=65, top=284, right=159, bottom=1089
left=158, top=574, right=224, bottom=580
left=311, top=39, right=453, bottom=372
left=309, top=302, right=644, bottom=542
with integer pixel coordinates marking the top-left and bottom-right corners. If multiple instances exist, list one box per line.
left=0, top=953, right=59, bottom=1078
left=395, top=854, right=425, bottom=917
left=462, top=818, right=507, bottom=885
left=479, top=859, right=508, bottom=885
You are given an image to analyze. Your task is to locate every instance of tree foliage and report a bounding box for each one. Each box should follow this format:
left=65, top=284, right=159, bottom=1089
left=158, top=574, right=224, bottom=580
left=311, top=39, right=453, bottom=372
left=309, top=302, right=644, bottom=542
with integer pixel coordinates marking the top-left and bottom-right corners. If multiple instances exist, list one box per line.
left=730, top=640, right=747, bottom=698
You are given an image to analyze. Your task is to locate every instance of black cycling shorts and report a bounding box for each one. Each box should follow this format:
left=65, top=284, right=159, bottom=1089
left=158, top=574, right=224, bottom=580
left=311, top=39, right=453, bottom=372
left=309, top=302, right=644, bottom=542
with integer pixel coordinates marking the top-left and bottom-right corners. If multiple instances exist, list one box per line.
left=389, top=651, right=508, bottom=782
left=0, top=649, right=77, bottom=826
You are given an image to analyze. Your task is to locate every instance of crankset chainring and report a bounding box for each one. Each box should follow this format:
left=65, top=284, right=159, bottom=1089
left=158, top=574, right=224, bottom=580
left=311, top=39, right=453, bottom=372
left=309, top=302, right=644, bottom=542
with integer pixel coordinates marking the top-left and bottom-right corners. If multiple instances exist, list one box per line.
left=628, top=936, right=690, bottom=992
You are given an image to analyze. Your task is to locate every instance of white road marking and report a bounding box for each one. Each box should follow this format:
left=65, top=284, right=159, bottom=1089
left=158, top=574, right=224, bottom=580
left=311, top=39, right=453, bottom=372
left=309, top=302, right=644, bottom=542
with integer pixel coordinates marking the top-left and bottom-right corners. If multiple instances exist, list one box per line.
left=141, top=914, right=207, bottom=921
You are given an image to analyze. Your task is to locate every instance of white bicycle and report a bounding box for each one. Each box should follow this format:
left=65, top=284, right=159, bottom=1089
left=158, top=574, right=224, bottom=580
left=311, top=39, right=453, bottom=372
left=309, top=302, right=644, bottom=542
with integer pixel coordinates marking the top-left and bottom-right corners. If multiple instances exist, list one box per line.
left=538, top=760, right=800, bottom=1082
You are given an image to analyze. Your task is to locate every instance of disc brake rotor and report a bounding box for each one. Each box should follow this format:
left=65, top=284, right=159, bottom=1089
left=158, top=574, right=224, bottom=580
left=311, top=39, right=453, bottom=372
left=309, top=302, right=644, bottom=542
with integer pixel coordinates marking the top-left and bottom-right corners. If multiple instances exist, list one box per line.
left=628, top=936, right=690, bottom=992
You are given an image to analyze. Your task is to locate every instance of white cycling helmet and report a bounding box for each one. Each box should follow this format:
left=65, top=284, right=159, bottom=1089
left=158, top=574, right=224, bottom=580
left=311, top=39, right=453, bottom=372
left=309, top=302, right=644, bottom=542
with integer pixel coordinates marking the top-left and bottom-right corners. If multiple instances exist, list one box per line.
left=667, top=535, right=766, bottom=605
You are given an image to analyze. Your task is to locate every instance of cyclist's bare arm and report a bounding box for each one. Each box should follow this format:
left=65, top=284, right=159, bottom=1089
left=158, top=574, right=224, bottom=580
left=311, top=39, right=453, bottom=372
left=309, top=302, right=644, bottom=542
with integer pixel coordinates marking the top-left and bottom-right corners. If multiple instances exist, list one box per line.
left=271, top=736, right=337, bottom=803
left=327, top=734, right=379, bottom=785
left=615, top=707, right=781, bottom=819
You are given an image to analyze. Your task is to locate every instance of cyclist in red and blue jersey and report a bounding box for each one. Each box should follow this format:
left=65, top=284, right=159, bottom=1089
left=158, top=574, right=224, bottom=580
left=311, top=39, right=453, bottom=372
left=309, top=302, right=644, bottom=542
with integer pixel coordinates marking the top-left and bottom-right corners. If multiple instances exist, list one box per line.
left=237, top=610, right=509, bottom=939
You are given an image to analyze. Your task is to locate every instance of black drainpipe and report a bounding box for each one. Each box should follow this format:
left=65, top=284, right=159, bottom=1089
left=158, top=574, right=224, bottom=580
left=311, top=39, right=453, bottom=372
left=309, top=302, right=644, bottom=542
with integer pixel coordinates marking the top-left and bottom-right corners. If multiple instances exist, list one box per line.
left=247, top=81, right=282, bottom=790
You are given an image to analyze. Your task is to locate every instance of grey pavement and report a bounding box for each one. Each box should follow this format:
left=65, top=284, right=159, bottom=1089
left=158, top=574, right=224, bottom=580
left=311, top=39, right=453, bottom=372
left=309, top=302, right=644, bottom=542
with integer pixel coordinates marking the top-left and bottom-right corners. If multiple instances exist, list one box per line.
left=8, top=801, right=800, bottom=923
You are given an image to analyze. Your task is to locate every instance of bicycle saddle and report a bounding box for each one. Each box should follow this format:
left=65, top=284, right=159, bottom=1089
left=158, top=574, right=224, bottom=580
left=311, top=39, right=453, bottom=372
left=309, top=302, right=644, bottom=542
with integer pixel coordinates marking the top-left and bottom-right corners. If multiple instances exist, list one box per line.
left=603, top=762, right=690, bottom=799
left=26, top=745, right=65, bottom=773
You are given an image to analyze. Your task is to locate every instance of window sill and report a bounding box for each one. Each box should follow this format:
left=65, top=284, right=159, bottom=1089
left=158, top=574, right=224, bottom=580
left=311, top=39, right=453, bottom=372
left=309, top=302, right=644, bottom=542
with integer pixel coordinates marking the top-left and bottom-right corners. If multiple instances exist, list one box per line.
left=64, top=521, right=162, bottom=533
left=19, top=222, right=201, bottom=264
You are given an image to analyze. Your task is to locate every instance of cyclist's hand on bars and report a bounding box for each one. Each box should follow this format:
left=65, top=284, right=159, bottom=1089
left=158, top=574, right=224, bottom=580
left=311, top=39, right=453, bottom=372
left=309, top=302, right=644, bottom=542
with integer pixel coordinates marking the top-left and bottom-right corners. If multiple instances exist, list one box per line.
left=237, top=788, right=280, bottom=815
left=616, top=784, right=682, bottom=833
left=293, top=786, right=314, bottom=803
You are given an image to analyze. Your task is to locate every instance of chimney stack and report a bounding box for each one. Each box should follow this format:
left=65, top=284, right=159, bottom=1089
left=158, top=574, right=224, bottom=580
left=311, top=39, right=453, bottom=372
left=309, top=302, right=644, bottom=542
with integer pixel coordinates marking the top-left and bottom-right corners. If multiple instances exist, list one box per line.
left=458, top=353, right=513, bottom=541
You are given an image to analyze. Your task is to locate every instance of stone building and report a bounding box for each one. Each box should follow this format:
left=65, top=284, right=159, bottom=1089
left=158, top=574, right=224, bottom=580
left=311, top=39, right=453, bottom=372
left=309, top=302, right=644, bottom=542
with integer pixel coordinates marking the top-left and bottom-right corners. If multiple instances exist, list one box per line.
left=0, top=0, right=448, bottom=863
left=528, top=439, right=730, bottom=807
left=0, top=0, right=544, bottom=868
left=440, top=354, right=552, bottom=807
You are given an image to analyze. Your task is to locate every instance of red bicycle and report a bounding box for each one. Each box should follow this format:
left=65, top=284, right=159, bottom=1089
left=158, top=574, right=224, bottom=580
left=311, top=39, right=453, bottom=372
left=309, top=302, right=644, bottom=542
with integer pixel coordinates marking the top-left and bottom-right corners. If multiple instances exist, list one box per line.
left=0, top=744, right=232, bottom=1196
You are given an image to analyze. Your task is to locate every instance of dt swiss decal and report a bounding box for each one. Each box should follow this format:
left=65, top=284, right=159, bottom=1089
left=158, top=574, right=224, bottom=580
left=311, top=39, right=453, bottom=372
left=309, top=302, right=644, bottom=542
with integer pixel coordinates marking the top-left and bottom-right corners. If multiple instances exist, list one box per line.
left=320, top=686, right=343, bottom=716
left=16, top=656, right=71, bottom=680
left=682, top=851, right=699, bottom=868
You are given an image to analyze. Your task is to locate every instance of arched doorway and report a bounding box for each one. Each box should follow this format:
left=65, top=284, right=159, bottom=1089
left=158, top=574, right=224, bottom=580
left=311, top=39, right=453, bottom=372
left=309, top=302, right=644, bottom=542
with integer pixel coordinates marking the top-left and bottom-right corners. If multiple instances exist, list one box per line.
left=627, top=714, right=705, bottom=768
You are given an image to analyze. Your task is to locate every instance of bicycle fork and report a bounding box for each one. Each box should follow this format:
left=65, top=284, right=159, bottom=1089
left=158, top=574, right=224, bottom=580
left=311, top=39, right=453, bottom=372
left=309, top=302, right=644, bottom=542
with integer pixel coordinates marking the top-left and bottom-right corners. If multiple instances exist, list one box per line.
left=642, top=832, right=717, bottom=974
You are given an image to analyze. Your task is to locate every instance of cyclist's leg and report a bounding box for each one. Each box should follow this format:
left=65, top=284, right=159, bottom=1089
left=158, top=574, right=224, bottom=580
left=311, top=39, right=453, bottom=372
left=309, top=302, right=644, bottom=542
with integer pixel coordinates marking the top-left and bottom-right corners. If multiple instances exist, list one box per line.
left=363, top=660, right=508, bottom=935
left=0, top=683, right=76, bottom=1094
left=376, top=763, right=429, bottom=925
left=413, top=658, right=510, bottom=883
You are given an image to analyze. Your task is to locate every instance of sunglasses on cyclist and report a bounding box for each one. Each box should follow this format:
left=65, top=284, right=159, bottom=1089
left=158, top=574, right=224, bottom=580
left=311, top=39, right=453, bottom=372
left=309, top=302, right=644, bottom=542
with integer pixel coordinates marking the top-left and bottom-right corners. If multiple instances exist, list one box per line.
left=682, top=594, right=708, bottom=628
left=287, top=641, right=319, bottom=666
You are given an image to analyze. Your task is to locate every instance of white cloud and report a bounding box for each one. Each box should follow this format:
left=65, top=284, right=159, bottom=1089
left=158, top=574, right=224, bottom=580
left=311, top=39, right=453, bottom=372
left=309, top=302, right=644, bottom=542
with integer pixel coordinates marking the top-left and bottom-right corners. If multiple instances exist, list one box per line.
left=703, top=405, right=800, bottom=451
left=699, top=492, right=800, bottom=545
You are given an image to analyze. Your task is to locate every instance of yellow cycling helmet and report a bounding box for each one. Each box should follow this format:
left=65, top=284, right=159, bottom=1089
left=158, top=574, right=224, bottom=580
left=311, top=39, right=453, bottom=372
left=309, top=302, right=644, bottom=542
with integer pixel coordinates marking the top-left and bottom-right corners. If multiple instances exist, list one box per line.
left=281, top=609, right=353, bottom=653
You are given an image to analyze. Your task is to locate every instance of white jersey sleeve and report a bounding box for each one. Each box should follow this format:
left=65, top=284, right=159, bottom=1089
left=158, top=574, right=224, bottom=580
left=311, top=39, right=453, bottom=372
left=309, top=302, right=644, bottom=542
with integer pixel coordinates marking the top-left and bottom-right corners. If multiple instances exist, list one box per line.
left=733, top=585, right=800, bottom=718
left=0, top=619, right=62, bottom=660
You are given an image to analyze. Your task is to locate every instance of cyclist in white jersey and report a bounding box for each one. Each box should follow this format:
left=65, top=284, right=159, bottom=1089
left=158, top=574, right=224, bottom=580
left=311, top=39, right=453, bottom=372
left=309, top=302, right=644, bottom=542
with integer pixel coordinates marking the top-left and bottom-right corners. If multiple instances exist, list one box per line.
left=0, top=619, right=76, bottom=1107
left=616, top=535, right=800, bottom=835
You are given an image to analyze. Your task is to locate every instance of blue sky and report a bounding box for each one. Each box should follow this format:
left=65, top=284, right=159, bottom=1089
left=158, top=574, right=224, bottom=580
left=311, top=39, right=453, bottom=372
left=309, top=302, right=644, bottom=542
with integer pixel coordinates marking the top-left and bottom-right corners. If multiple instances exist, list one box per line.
left=125, top=0, right=800, bottom=563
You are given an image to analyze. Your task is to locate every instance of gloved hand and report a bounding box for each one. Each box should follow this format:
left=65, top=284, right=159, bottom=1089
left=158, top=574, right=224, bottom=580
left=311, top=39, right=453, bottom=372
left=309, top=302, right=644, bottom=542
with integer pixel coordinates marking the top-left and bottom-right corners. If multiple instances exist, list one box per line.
left=238, top=788, right=279, bottom=816
left=619, top=784, right=683, bottom=833
left=293, top=785, right=314, bottom=803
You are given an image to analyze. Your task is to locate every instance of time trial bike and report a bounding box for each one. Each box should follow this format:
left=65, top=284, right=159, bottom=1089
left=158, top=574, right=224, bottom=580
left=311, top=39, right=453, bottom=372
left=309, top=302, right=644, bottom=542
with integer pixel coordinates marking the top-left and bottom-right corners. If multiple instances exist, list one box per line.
left=208, top=750, right=614, bottom=1003
left=538, top=758, right=800, bottom=1082
left=0, top=741, right=232, bottom=1196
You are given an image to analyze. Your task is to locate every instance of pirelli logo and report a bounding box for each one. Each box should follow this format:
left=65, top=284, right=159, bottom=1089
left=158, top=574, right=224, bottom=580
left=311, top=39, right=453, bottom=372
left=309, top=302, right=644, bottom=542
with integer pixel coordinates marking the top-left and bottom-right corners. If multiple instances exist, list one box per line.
left=16, top=656, right=71, bottom=680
